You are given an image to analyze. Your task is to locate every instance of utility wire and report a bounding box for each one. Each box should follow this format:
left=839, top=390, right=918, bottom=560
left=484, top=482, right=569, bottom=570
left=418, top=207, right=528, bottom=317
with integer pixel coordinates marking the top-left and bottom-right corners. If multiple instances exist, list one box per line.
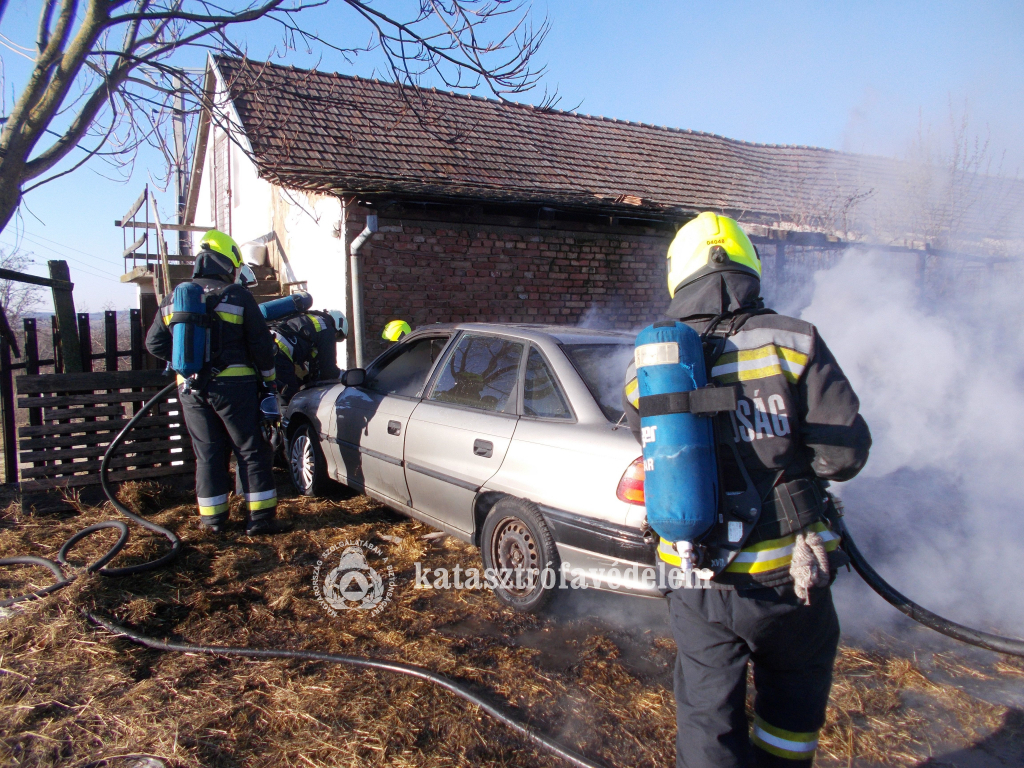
left=20, top=230, right=125, bottom=266
left=0, top=239, right=122, bottom=284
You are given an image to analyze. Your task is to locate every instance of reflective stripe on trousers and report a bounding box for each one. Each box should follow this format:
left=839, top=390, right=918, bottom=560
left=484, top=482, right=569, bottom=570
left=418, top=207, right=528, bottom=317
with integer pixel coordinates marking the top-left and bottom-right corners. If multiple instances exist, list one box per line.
left=245, top=488, right=277, bottom=512
left=198, top=493, right=229, bottom=518
left=179, top=377, right=276, bottom=524
left=752, top=715, right=819, bottom=762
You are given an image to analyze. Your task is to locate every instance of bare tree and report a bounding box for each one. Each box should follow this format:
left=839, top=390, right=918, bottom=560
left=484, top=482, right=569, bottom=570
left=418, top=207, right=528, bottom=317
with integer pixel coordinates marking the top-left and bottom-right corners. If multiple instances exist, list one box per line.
left=0, top=247, right=44, bottom=323
left=0, top=1, right=550, bottom=235
left=872, top=102, right=1010, bottom=252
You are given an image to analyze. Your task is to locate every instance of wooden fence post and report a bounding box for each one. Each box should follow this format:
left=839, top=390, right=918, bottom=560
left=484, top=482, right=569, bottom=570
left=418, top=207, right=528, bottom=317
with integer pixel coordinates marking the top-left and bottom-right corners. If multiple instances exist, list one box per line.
left=23, top=318, right=41, bottom=428
left=130, top=309, right=144, bottom=370
left=51, top=315, right=63, bottom=374
left=104, top=311, right=118, bottom=371
left=78, top=312, right=93, bottom=372
left=0, top=337, right=16, bottom=483
left=48, top=260, right=82, bottom=373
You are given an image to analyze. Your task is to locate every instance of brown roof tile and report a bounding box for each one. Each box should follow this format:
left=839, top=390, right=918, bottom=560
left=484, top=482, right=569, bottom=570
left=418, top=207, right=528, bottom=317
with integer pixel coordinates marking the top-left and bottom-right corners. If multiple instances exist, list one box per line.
left=213, top=56, right=1024, bottom=242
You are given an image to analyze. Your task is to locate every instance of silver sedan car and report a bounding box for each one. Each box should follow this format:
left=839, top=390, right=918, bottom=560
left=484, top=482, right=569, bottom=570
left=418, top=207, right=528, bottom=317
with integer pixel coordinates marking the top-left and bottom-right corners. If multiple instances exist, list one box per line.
left=282, top=323, right=657, bottom=611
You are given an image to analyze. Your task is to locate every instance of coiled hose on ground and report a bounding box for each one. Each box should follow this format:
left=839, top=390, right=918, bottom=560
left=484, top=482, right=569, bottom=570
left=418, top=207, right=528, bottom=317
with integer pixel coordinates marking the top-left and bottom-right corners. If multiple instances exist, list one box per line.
left=1, top=384, right=1023, bottom=768
left=0, top=381, right=183, bottom=607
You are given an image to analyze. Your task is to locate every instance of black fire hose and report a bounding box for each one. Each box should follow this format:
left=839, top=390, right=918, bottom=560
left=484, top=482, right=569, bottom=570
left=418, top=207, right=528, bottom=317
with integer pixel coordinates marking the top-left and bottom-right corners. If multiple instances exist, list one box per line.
left=0, top=382, right=182, bottom=605
left=833, top=514, right=1024, bottom=657
left=86, top=611, right=611, bottom=768
left=95, top=381, right=182, bottom=576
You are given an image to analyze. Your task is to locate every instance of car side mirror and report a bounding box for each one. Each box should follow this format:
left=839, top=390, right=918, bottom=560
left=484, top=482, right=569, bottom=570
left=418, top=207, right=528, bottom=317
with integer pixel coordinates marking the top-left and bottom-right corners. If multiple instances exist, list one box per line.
left=341, top=368, right=365, bottom=387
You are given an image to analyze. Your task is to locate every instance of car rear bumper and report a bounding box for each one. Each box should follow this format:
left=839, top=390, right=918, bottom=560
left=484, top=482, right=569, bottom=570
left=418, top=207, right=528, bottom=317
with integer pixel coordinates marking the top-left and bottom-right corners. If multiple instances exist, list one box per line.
left=536, top=504, right=661, bottom=597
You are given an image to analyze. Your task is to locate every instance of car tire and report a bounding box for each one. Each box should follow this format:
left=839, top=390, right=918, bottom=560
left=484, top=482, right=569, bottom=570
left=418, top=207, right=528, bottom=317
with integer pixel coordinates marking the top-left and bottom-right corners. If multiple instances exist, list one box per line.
left=288, top=422, right=329, bottom=496
left=481, top=497, right=560, bottom=613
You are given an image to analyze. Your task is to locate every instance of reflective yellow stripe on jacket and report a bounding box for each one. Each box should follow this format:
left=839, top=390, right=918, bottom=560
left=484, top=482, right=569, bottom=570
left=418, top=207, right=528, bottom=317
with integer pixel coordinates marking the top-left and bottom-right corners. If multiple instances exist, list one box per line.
left=217, top=364, right=256, bottom=378
left=726, top=522, right=839, bottom=574
left=657, top=522, right=839, bottom=573
left=709, top=327, right=813, bottom=385
left=711, top=344, right=808, bottom=384
left=176, top=365, right=257, bottom=385
left=274, top=333, right=294, bottom=361
left=306, top=313, right=325, bottom=332
left=216, top=302, right=244, bottom=325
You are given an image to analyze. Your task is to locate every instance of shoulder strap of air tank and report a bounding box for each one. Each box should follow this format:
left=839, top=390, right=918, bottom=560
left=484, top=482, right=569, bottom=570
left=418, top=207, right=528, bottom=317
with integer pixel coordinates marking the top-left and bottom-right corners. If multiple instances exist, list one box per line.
left=204, top=283, right=236, bottom=372
left=204, top=282, right=233, bottom=310
left=695, top=308, right=773, bottom=578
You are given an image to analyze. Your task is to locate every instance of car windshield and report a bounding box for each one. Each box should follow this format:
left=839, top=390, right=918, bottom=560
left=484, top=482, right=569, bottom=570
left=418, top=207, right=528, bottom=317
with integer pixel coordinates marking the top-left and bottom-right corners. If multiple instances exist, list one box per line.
left=561, top=342, right=635, bottom=422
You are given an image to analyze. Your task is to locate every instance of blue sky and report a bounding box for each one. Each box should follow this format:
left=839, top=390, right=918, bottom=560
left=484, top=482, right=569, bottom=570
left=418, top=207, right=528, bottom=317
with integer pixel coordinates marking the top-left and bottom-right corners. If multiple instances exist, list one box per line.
left=2, top=0, right=1021, bottom=310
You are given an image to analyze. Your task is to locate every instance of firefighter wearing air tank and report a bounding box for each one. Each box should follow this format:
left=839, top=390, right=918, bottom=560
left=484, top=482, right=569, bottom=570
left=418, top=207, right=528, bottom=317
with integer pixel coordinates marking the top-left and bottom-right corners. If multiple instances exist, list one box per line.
left=623, top=212, right=871, bottom=768
left=145, top=230, right=291, bottom=536
left=267, top=296, right=347, bottom=402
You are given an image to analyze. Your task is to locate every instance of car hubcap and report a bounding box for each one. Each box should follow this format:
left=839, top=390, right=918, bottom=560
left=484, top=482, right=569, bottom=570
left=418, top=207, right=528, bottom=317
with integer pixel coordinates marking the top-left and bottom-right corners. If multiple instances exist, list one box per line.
left=492, top=518, right=540, bottom=596
left=290, top=434, right=315, bottom=490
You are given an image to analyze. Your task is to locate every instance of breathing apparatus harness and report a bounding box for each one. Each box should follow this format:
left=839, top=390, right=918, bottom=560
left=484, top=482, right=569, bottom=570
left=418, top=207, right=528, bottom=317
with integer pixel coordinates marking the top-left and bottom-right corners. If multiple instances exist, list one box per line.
left=697, top=308, right=837, bottom=600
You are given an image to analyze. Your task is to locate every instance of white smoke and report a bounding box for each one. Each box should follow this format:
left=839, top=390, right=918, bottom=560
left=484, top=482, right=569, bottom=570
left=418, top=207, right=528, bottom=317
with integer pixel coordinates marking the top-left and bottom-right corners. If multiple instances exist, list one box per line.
left=799, top=249, right=1024, bottom=636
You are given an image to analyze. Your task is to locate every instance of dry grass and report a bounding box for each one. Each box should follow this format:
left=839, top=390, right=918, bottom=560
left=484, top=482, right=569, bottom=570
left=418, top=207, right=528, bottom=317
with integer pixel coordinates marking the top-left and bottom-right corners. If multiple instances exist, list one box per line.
left=0, top=476, right=1020, bottom=767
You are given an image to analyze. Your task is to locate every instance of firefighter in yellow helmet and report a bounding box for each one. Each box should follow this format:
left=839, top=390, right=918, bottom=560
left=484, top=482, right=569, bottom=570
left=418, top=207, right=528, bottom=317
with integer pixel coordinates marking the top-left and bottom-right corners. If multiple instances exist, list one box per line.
left=622, top=212, right=871, bottom=768
left=382, top=319, right=411, bottom=342
left=146, top=230, right=291, bottom=536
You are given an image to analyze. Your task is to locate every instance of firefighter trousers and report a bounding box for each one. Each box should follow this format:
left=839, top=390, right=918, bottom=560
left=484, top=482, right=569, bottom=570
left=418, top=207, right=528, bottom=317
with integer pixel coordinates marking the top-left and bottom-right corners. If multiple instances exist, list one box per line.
left=667, top=584, right=840, bottom=768
left=179, top=377, right=277, bottom=527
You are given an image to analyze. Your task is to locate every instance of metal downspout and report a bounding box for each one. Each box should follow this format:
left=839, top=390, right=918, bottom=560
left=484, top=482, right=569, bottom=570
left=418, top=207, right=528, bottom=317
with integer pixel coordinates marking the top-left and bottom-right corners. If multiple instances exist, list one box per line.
left=349, top=214, right=378, bottom=368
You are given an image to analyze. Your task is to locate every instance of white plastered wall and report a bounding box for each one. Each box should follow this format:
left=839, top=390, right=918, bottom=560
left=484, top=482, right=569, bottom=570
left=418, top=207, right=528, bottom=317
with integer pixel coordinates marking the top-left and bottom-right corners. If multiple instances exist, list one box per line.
left=192, top=60, right=274, bottom=248
left=188, top=59, right=350, bottom=370
left=272, top=188, right=349, bottom=370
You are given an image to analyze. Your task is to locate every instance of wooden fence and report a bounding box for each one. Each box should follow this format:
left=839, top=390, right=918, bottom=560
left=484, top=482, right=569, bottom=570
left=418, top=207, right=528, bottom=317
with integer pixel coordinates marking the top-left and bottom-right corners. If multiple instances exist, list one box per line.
left=15, top=369, right=193, bottom=492
left=0, top=309, right=195, bottom=490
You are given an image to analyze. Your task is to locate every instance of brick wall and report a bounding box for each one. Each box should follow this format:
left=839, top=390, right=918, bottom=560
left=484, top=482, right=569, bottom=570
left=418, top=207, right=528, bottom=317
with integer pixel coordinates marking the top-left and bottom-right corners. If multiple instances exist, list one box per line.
left=356, top=217, right=674, bottom=359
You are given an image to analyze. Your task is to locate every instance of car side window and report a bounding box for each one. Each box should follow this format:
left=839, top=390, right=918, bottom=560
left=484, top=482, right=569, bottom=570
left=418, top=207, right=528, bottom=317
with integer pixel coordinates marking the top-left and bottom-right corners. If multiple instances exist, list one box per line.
left=523, top=348, right=572, bottom=419
left=429, top=335, right=524, bottom=412
left=364, top=336, right=449, bottom=397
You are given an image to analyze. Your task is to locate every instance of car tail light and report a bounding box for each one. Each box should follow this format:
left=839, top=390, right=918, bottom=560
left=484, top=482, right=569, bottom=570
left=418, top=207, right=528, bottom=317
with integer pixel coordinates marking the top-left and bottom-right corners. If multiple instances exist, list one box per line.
left=616, top=457, right=645, bottom=505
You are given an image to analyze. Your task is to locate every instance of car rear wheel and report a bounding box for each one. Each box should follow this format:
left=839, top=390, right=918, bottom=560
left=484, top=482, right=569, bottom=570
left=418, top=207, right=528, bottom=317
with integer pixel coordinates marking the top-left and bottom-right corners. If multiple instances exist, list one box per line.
left=481, top=497, right=560, bottom=613
left=288, top=423, right=329, bottom=496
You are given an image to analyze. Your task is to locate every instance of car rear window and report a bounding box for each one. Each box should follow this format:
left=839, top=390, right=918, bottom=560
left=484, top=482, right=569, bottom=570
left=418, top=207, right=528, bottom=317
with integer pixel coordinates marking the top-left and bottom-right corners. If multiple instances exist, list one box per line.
left=561, top=343, right=635, bottom=422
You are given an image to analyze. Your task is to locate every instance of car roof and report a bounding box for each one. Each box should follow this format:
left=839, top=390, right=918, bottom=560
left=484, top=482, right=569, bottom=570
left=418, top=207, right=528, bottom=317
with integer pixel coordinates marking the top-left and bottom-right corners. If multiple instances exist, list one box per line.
left=408, top=322, right=636, bottom=346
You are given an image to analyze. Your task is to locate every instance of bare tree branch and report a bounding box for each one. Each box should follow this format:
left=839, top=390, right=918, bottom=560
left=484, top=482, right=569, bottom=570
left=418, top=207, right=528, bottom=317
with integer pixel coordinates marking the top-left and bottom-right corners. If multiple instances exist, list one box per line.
left=0, top=0, right=550, bottom=234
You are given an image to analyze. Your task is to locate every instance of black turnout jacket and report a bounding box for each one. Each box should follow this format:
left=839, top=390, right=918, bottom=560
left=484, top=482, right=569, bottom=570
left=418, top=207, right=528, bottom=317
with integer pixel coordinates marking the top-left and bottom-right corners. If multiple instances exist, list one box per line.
left=624, top=273, right=872, bottom=587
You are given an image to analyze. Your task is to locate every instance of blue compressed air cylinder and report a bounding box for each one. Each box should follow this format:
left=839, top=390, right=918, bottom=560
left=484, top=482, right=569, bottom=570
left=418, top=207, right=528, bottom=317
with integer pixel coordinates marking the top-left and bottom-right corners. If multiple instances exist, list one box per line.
left=635, top=321, right=719, bottom=544
left=171, top=282, right=207, bottom=377
left=259, top=291, right=313, bottom=322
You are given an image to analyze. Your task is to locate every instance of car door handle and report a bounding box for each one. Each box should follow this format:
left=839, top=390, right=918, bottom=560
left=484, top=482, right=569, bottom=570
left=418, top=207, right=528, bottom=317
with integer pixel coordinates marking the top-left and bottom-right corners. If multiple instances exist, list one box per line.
left=473, top=439, right=493, bottom=458
left=387, top=420, right=401, bottom=436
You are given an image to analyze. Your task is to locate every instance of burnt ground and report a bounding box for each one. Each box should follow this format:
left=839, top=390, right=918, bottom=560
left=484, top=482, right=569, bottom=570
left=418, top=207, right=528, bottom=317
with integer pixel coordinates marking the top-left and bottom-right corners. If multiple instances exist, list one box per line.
left=0, top=475, right=1022, bottom=768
